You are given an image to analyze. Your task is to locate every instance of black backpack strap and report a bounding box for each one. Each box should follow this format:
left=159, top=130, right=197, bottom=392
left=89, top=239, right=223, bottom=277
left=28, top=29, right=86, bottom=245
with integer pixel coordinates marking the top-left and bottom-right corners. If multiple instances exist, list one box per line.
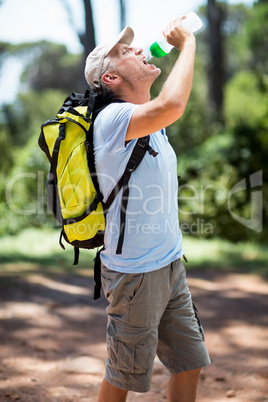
left=93, top=248, right=102, bottom=300
left=117, top=137, right=153, bottom=254
left=103, top=136, right=158, bottom=255
left=59, top=229, right=80, bottom=265
left=73, top=247, right=80, bottom=266
left=50, top=123, right=66, bottom=174
left=46, top=123, right=66, bottom=223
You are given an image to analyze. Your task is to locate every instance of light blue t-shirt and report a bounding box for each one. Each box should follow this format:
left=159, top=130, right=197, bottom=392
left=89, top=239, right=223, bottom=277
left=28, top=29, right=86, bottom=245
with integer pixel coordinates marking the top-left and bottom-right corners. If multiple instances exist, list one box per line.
left=93, top=102, right=183, bottom=273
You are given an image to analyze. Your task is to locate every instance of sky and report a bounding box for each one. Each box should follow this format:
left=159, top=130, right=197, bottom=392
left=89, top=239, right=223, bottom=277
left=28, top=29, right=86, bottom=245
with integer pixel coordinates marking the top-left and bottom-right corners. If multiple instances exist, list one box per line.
left=0, top=0, right=254, bottom=104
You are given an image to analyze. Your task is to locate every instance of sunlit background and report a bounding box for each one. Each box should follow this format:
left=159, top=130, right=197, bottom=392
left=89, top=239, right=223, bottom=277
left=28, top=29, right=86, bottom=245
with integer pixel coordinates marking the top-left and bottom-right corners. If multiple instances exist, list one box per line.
left=1, top=0, right=266, bottom=243
left=0, top=0, right=254, bottom=103
left=0, top=1, right=268, bottom=400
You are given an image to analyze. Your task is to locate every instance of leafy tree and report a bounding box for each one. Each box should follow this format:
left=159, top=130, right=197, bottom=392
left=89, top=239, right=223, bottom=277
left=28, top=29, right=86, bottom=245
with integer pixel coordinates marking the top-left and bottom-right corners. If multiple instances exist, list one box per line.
left=149, top=1, right=268, bottom=243
left=21, top=41, right=84, bottom=92
left=247, top=0, right=268, bottom=94
left=0, top=89, right=67, bottom=236
left=1, top=0, right=267, bottom=243
left=80, top=0, right=96, bottom=57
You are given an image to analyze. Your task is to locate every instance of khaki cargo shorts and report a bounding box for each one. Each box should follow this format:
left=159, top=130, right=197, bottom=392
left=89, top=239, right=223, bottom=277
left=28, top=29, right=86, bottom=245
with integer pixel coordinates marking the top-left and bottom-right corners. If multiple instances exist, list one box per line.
left=101, top=258, right=211, bottom=393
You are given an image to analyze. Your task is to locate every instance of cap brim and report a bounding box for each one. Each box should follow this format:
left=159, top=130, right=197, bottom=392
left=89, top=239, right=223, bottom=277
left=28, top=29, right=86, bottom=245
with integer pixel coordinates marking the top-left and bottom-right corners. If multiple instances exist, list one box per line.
left=105, top=26, right=134, bottom=56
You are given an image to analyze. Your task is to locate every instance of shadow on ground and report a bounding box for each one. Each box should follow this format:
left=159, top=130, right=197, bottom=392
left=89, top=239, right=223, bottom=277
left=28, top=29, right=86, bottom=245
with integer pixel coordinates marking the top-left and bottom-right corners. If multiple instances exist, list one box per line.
left=0, top=264, right=268, bottom=401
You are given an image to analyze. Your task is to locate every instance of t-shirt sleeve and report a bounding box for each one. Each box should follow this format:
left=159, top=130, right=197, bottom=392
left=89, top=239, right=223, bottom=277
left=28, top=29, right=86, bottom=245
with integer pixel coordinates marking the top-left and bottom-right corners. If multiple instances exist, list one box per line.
left=97, top=102, right=139, bottom=153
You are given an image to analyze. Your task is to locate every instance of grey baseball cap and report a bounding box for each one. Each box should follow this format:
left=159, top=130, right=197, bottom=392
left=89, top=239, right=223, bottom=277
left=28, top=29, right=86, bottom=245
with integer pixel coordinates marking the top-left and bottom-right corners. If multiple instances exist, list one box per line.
left=84, top=26, right=134, bottom=92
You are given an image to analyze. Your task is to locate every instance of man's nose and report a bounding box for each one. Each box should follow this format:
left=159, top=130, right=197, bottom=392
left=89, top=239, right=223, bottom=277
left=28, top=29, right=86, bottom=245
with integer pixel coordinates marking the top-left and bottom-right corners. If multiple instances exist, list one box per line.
left=134, top=47, right=143, bottom=55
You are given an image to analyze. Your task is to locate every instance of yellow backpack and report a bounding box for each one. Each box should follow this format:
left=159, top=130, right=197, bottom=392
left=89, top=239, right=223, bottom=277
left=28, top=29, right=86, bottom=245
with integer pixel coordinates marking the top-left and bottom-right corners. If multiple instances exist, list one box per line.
left=38, top=91, right=157, bottom=299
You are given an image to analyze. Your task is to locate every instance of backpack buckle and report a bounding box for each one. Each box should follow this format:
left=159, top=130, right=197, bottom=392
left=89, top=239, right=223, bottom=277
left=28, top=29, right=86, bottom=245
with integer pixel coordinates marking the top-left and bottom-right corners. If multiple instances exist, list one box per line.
left=147, top=145, right=158, bottom=157
left=127, top=160, right=136, bottom=172
left=138, top=138, right=158, bottom=157
left=138, top=137, right=149, bottom=148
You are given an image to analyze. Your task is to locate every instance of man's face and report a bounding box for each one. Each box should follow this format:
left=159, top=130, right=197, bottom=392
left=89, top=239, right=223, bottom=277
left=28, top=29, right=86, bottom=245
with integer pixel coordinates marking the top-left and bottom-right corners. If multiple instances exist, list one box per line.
left=108, top=43, right=161, bottom=90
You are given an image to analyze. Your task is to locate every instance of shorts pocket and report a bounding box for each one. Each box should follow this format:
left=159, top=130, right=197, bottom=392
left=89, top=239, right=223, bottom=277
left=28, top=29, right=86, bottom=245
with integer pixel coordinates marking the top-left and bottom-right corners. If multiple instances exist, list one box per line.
left=192, top=302, right=205, bottom=341
left=101, top=266, right=122, bottom=302
left=128, top=273, right=145, bottom=304
left=107, top=320, right=150, bottom=374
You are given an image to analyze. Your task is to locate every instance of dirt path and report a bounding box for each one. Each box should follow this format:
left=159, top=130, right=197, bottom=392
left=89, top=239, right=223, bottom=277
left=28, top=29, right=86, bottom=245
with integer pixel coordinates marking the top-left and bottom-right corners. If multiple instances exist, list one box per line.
left=0, top=266, right=268, bottom=401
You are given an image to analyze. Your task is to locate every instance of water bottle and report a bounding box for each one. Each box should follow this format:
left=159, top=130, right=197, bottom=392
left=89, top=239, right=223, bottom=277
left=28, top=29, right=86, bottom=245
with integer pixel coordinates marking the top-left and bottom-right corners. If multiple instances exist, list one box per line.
left=149, top=12, right=203, bottom=59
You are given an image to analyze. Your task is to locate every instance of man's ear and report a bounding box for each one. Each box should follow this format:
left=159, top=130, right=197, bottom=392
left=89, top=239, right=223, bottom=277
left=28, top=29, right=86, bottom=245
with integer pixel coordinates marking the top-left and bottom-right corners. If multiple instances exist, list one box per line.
left=102, top=72, right=121, bottom=86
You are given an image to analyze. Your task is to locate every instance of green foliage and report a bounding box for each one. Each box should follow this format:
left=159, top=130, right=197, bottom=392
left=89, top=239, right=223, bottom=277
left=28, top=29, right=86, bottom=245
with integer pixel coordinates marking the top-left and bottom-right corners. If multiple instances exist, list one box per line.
left=21, top=41, right=84, bottom=93
left=1, top=89, right=69, bottom=147
left=1, top=2, right=267, bottom=245
left=0, top=128, right=13, bottom=173
left=151, top=48, right=212, bottom=156
left=151, top=1, right=268, bottom=244
left=183, top=235, right=268, bottom=277
left=247, top=2, right=268, bottom=74
left=1, top=228, right=267, bottom=277
left=0, top=228, right=96, bottom=271
left=0, top=89, right=68, bottom=236
left=0, top=42, right=87, bottom=238
left=224, top=71, right=267, bottom=129
left=223, top=3, right=253, bottom=77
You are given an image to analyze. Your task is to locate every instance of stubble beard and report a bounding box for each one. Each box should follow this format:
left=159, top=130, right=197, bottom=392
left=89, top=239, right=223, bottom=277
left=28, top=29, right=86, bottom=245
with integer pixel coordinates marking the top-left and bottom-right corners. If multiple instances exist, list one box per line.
left=121, top=65, right=161, bottom=91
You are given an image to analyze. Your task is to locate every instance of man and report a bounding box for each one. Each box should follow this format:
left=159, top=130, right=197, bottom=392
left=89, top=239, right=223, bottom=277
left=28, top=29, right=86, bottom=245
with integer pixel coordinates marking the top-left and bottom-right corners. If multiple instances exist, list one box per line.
left=84, top=18, right=210, bottom=402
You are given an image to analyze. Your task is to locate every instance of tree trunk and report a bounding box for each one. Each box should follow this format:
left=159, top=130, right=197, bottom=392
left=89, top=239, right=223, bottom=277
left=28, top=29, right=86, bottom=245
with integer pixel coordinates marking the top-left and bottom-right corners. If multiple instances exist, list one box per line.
left=80, top=0, right=96, bottom=58
left=119, top=0, right=127, bottom=30
left=207, top=0, right=225, bottom=122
